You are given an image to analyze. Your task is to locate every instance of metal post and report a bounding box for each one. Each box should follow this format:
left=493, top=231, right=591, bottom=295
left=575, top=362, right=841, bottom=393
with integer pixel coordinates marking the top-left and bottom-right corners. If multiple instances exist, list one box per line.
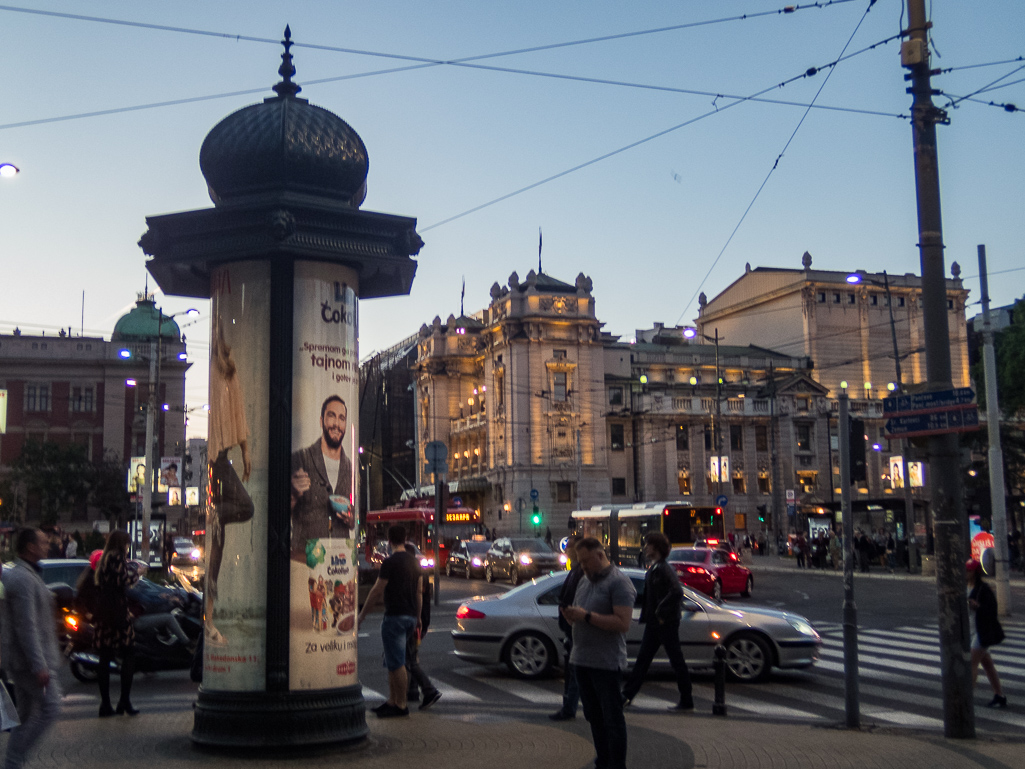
left=768, top=363, right=783, bottom=548
left=882, top=271, right=919, bottom=572
left=979, top=244, right=1011, bottom=616
left=712, top=643, right=727, bottom=716
left=905, top=0, right=974, bottom=738
left=141, top=339, right=157, bottom=563
left=839, top=392, right=859, bottom=729
left=433, top=473, right=443, bottom=607
left=714, top=329, right=724, bottom=537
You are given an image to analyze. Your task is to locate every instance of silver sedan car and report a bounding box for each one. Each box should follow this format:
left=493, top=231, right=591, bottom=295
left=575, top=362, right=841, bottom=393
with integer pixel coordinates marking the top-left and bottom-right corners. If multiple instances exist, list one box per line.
left=452, top=568, right=820, bottom=682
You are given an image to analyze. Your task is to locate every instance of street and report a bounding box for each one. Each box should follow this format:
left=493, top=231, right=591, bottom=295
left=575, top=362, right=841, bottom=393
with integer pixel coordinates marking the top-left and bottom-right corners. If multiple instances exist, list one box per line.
left=51, top=568, right=1024, bottom=737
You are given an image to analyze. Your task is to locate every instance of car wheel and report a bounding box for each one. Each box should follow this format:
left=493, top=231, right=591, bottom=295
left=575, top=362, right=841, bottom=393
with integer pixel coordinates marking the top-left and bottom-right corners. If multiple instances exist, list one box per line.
left=505, top=631, right=556, bottom=679
left=724, top=632, right=772, bottom=682
left=741, top=575, right=753, bottom=598
left=712, top=579, right=723, bottom=602
left=70, top=660, right=98, bottom=683
left=510, top=566, right=519, bottom=585
left=446, top=561, right=453, bottom=578
left=485, top=564, right=495, bottom=583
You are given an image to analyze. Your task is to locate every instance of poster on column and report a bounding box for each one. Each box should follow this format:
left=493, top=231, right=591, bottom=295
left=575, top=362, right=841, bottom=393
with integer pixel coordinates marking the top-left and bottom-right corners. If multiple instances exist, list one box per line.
left=202, top=261, right=271, bottom=691
left=289, top=261, right=359, bottom=690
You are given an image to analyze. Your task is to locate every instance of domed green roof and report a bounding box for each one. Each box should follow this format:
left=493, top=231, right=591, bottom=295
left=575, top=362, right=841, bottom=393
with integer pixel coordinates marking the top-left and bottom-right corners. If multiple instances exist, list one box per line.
left=112, top=298, right=181, bottom=342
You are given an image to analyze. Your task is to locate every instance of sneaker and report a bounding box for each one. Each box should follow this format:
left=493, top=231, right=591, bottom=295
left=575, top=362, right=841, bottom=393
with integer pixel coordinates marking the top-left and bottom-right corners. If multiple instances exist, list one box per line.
left=375, top=703, right=410, bottom=718
left=548, top=710, right=575, bottom=721
left=987, top=695, right=1008, bottom=709
left=420, top=690, right=442, bottom=711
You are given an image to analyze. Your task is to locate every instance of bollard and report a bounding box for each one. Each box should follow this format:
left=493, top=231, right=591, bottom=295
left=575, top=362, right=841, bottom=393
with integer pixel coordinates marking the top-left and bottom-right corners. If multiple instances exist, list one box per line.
left=712, top=643, right=727, bottom=716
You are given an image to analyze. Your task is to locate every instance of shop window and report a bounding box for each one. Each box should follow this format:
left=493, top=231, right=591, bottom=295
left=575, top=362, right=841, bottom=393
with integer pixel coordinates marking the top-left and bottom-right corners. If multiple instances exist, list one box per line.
left=730, top=424, right=743, bottom=451
left=677, top=470, right=691, bottom=495
left=611, top=477, right=627, bottom=496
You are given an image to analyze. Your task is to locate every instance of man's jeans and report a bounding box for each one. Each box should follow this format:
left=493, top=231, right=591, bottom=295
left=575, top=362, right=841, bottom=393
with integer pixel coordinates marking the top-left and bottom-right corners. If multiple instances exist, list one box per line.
left=559, top=638, right=580, bottom=716
left=576, top=665, right=627, bottom=769
left=4, top=672, right=61, bottom=769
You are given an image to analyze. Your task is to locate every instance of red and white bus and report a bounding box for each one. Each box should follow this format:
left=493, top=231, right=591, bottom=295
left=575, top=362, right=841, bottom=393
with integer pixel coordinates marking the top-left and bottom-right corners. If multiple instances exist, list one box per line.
left=363, top=499, right=483, bottom=570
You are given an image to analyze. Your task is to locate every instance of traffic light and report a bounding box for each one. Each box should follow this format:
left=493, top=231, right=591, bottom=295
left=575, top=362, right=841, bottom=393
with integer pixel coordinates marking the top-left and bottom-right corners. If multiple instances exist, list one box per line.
left=712, top=506, right=722, bottom=525
left=531, top=504, right=542, bottom=526
left=848, top=418, right=867, bottom=482
left=756, top=504, right=767, bottom=522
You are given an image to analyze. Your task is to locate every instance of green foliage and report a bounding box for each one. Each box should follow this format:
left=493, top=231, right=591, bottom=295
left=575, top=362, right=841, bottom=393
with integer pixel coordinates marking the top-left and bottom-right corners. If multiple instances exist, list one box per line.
left=90, top=450, right=131, bottom=526
left=975, top=295, right=1025, bottom=415
left=8, top=440, right=92, bottom=526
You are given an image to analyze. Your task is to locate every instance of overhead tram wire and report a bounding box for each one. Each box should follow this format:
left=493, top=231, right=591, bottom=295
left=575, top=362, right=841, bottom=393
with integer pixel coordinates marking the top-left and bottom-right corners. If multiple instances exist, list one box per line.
left=673, top=0, right=879, bottom=327
left=423, top=30, right=901, bottom=232
left=940, top=63, right=1025, bottom=110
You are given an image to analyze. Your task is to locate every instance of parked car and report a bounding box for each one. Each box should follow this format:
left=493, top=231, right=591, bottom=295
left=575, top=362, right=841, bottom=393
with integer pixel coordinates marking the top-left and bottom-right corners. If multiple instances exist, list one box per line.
left=484, top=537, right=566, bottom=585
left=452, top=569, right=820, bottom=682
left=446, top=539, right=491, bottom=579
left=667, top=547, right=753, bottom=602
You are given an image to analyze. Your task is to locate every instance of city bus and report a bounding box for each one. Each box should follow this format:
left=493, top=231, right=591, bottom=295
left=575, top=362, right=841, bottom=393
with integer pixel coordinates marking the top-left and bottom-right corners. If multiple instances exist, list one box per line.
left=571, top=501, right=724, bottom=567
left=362, top=499, right=483, bottom=570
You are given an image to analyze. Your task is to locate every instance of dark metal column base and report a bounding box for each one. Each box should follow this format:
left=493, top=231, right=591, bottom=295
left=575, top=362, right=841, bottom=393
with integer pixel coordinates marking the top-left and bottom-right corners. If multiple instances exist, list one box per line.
left=192, top=686, right=368, bottom=747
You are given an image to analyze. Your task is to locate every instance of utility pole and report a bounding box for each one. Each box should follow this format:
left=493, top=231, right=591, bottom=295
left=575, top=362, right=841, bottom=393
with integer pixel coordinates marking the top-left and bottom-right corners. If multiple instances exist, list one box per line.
left=768, top=362, right=783, bottom=547
left=713, top=329, right=724, bottom=537
left=882, top=271, right=919, bottom=573
left=839, top=390, right=859, bottom=728
left=978, top=244, right=1011, bottom=616
left=904, top=0, right=974, bottom=738
left=140, top=340, right=157, bottom=563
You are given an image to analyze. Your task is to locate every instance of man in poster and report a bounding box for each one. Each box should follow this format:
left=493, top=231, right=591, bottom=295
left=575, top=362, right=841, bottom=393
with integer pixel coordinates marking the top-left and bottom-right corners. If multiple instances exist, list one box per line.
left=290, top=395, right=354, bottom=560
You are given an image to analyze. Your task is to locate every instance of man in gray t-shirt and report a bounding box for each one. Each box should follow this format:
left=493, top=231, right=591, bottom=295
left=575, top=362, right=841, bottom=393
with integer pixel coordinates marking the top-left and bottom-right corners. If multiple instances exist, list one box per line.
left=561, top=538, right=636, bottom=769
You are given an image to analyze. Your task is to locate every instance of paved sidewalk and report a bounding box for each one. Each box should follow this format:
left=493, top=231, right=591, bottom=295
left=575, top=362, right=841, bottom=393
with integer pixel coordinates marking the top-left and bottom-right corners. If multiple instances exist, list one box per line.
left=14, top=696, right=1024, bottom=769
left=744, top=554, right=1025, bottom=584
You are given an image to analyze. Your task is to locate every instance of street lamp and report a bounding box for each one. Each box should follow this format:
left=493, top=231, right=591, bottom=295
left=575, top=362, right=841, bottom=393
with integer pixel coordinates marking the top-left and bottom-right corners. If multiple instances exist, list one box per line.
left=685, top=326, right=726, bottom=536
left=0, top=163, right=19, bottom=178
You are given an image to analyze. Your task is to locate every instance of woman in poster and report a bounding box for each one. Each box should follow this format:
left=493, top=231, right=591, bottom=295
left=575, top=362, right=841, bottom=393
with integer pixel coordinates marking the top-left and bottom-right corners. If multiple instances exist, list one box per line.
left=207, top=318, right=254, bottom=645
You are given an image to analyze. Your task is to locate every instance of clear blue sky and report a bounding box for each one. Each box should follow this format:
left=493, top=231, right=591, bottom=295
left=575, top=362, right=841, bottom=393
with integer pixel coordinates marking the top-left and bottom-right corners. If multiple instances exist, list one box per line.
left=2, top=1, right=1022, bottom=440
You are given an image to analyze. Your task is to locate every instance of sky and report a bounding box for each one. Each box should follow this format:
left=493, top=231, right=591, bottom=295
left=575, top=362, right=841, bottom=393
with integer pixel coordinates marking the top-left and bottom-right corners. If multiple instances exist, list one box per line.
left=2, top=1, right=1023, bottom=441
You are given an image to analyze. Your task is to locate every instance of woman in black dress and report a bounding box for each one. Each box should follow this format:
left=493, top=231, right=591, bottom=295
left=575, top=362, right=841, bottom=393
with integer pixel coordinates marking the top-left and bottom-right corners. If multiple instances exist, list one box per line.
left=967, top=558, right=1007, bottom=708
left=93, top=530, right=139, bottom=717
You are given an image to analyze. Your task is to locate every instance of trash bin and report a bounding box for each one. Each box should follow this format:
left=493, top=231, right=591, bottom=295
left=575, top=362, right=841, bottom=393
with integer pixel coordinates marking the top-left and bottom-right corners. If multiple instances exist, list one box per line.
left=920, top=554, right=936, bottom=577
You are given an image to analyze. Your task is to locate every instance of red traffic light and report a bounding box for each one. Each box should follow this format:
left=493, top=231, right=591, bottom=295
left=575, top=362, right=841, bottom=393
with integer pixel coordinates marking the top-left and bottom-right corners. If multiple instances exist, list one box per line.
left=715, top=507, right=723, bottom=515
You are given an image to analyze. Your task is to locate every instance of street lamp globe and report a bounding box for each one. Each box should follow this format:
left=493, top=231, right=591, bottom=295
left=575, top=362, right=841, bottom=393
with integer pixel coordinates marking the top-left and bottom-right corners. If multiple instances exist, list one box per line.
left=0, top=163, right=19, bottom=178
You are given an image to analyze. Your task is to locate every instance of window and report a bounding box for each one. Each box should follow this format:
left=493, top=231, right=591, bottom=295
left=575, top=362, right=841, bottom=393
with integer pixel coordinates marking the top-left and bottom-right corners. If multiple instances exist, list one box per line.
left=71, top=385, right=95, bottom=413
left=25, top=384, right=50, bottom=412
left=848, top=294, right=856, bottom=304
left=611, top=477, right=627, bottom=496
left=730, top=424, right=743, bottom=451
left=704, top=426, right=712, bottom=451
left=732, top=473, right=746, bottom=494
left=832, top=293, right=841, bottom=304
left=610, top=423, right=625, bottom=451
left=495, top=370, right=504, bottom=409
left=817, top=292, right=826, bottom=303
left=609, top=387, right=623, bottom=406
left=555, top=482, right=573, bottom=503
left=796, top=424, right=812, bottom=452
left=871, top=295, right=878, bottom=306
left=553, top=349, right=567, bottom=360
left=677, top=470, right=691, bottom=495
left=755, top=425, right=768, bottom=452
left=898, top=296, right=905, bottom=307
left=947, top=299, right=954, bottom=309
left=796, top=471, right=817, bottom=494
left=676, top=424, right=689, bottom=451
left=758, top=472, right=771, bottom=494
left=553, top=371, right=567, bottom=402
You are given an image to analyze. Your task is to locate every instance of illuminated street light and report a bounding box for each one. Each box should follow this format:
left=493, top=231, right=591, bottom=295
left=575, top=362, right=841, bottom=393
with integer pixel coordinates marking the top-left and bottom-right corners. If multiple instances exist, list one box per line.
left=682, top=327, right=698, bottom=339
left=0, top=163, right=19, bottom=178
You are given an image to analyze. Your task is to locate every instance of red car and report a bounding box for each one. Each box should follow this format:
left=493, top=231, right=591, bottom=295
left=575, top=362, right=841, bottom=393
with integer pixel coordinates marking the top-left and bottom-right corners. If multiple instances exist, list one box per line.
left=667, top=547, right=753, bottom=602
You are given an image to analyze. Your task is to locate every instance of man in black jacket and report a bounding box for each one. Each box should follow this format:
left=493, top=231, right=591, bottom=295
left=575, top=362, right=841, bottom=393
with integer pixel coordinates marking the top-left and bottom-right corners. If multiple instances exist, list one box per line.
left=622, top=531, right=694, bottom=711
left=549, top=534, right=584, bottom=721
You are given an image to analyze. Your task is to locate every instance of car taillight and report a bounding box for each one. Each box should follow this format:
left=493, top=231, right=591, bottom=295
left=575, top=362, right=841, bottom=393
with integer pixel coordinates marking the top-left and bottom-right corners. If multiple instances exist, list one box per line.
left=686, top=566, right=707, bottom=575
left=729, top=553, right=738, bottom=561
left=456, top=605, right=487, bottom=619
left=64, top=615, right=79, bottom=630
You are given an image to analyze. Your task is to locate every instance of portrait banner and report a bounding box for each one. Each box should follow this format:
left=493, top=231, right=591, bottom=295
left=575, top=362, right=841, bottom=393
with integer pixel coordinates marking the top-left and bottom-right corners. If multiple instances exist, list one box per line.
left=203, top=261, right=271, bottom=691
left=289, top=261, right=359, bottom=690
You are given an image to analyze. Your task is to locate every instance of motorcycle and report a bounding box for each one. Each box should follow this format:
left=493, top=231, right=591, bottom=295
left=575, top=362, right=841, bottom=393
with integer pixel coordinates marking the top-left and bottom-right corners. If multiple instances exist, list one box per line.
left=63, top=576, right=204, bottom=684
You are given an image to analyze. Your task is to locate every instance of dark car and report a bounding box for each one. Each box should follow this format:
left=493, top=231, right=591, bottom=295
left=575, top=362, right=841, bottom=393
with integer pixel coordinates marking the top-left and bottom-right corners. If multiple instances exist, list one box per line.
left=484, top=537, right=566, bottom=585
left=171, top=538, right=201, bottom=566
left=667, top=547, right=753, bottom=602
left=446, top=539, right=491, bottom=579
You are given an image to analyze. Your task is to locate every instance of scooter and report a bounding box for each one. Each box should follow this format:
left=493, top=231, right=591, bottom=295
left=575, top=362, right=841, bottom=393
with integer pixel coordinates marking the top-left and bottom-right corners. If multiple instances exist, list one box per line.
left=63, top=580, right=204, bottom=683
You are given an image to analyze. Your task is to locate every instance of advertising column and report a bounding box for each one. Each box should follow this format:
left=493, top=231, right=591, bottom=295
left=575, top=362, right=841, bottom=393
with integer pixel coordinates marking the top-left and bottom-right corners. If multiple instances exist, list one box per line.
left=289, top=262, right=359, bottom=690
left=203, top=262, right=270, bottom=690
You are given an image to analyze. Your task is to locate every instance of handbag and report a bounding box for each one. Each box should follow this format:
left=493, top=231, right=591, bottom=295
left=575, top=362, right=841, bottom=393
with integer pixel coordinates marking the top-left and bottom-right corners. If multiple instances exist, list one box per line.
left=0, top=680, right=20, bottom=732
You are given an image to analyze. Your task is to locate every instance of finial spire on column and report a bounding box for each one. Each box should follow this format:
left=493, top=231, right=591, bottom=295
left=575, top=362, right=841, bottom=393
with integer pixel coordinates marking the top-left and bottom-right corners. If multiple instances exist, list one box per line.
left=272, top=25, right=302, bottom=98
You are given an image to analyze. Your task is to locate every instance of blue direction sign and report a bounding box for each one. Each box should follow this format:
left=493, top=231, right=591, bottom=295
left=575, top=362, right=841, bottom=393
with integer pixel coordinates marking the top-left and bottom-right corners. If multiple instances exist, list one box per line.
left=884, top=406, right=980, bottom=439
left=530, top=488, right=539, bottom=501
left=883, top=387, right=975, bottom=416
left=715, top=495, right=729, bottom=507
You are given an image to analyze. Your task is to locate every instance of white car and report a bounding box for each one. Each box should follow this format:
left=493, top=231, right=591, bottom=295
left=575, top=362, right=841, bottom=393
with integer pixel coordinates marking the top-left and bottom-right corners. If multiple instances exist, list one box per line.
left=452, top=568, right=820, bottom=682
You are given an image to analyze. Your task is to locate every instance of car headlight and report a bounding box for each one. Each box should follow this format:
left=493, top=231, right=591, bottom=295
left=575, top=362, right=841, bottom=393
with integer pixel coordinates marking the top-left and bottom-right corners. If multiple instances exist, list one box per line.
left=786, top=617, right=820, bottom=638
left=558, top=554, right=568, bottom=564
left=191, top=549, right=201, bottom=560
left=519, top=554, right=532, bottom=565
left=471, top=557, right=483, bottom=566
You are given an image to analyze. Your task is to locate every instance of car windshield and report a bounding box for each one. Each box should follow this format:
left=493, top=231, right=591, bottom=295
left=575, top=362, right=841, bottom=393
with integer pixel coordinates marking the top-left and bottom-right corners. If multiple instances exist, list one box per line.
left=511, top=539, right=552, bottom=553
left=464, top=541, right=491, bottom=554
left=668, top=549, right=707, bottom=563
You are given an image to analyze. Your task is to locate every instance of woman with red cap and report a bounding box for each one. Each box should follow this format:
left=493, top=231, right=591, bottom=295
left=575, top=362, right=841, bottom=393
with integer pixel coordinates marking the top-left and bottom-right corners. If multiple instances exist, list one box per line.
left=966, top=558, right=1007, bottom=708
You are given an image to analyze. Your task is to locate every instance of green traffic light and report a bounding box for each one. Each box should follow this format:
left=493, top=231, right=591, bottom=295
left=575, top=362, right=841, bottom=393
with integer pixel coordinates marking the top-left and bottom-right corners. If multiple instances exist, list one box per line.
left=532, top=514, right=541, bottom=525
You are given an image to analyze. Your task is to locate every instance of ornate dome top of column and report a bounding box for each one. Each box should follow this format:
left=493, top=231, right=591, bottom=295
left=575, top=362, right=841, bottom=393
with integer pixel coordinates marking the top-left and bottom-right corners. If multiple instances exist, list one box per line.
left=199, top=26, right=369, bottom=207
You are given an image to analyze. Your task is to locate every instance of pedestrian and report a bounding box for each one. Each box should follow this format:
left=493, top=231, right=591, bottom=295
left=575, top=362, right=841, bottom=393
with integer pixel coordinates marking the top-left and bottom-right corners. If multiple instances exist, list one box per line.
left=93, top=530, right=140, bottom=717
left=65, top=533, right=79, bottom=559
left=545, top=526, right=553, bottom=547
left=0, top=529, right=63, bottom=769
left=622, top=532, right=693, bottom=711
left=357, top=525, right=422, bottom=718
left=966, top=559, right=1007, bottom=708
left=856, top=530, right=872, bottom=572
left=794, top=532, right=806, bottom=569
left=549, top=534, right=584, bottom=721
left=885, top=530, right=896, bottom=571
left=405, top=543, right=441, bottom=710
left=559, top=538, right=636, bottom=769
left=829, top=530, right=842, bottom=571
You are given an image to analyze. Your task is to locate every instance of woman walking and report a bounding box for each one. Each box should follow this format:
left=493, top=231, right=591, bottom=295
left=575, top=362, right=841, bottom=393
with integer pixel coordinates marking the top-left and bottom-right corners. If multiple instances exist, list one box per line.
left=966, top=559, right=1007, bottom=708
left=93, top=530, right=139, bottom=717
left=622, top=532, right=693, bottom=711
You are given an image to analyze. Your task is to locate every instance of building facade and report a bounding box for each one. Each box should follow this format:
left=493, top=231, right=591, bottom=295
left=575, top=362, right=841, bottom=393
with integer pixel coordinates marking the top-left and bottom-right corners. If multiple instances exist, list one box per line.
left=0, top=295, right=189, bottom=527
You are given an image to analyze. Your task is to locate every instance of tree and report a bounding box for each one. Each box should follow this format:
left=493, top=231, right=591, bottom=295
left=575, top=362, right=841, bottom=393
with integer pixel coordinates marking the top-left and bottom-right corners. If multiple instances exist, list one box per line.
left=90, top=450, right=131, bottom=528
left=974, top=295, right=1025, bottom=416
left=8, top=440, right=93, bottom=526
